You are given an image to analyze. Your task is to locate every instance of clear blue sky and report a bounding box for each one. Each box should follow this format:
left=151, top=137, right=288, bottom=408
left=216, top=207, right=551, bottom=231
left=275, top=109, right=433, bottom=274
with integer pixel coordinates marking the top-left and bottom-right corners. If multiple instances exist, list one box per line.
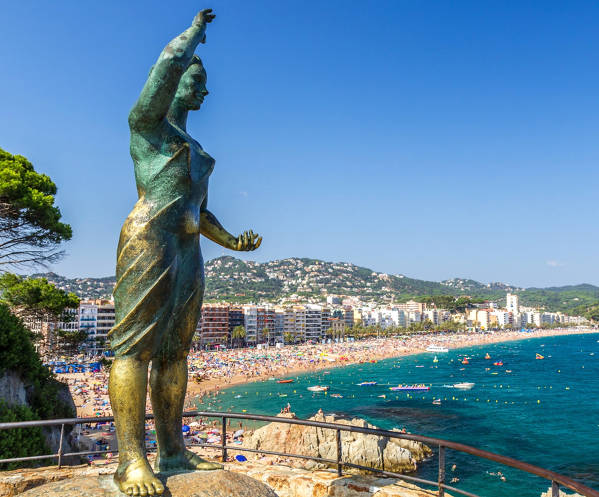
left=1, top=1, right=598, bottom=287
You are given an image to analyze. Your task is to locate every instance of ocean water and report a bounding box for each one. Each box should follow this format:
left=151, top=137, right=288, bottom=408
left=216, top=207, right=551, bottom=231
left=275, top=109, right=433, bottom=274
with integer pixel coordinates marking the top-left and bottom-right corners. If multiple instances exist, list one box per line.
left=199, top=333, right=599, bottom=497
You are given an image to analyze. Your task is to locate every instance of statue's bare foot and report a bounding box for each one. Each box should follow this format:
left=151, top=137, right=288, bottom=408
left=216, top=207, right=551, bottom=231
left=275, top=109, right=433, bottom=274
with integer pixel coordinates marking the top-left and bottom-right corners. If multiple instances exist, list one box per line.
left=114, top=458, right=165, bottom=496
left=155, top=449, right=223, bottom=472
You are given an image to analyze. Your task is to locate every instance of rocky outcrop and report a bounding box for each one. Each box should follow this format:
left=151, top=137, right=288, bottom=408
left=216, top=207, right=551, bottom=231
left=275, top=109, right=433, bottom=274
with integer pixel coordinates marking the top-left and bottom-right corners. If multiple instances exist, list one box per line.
left=0, top=372, right=27, bottom=406
left=230, top=461, right=447, bottom=497
left=0, top=460, right=448, bottom=497
left=0, top=371, right=78, bottom=464
left=243, top=412, right=432, bottom=474
left=540, top=488, right=583, bottom=497
left=19, top=470, right=279, bottom=497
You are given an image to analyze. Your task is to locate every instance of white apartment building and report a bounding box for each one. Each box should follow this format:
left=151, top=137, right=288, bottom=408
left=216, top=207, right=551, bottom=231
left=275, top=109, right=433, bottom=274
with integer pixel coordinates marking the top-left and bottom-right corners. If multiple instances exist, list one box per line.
left=242, top=305, right=258, bottom=344
left=305, top=304, right=323, bottom=341
left=79, top=299, right=115, bottom=354
left=321, top=307, right=331, bottom=335
left=396, top=300, right=426, bottom=313
left=408, top=311, right=422, bottom=324
left=506, top=293, right=520, bottom=315
left=423, top=309, right=440, bottom=325
left=492, top=311, right=512, bottom=327
left=468, top=309, right=492, bottom=330
left=77, top=300, right=113, bottom=353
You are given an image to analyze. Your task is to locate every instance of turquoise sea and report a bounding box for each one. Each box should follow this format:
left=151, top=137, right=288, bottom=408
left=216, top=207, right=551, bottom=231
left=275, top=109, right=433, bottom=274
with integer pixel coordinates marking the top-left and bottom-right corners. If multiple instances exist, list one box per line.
left=200, top=333, right=599, bottom=497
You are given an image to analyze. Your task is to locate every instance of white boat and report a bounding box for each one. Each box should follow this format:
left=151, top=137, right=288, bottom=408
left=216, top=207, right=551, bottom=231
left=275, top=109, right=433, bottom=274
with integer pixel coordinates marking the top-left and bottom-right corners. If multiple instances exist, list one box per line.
left=426, top=345, right=449, bottom=353
left=453, top=382, right=475, bottom=390
left=307, top=385, right=329, bottom=392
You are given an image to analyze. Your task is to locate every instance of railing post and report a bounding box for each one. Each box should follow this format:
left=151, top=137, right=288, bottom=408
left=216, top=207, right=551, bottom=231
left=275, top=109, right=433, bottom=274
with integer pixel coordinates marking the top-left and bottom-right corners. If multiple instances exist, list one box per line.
left=336, top=428, right=342, bottom=476
left=221, top=416, right=227, bottom=463
left=552, top=481, right=559, bottom=497
left=57, top=423, right=65, bottom=469
left=438, top=445, right=445, bottom=497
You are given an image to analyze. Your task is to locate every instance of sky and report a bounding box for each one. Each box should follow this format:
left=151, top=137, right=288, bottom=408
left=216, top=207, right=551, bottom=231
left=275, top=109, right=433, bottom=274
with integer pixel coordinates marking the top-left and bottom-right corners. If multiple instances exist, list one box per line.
left=1, top=1, right=598, bottom=287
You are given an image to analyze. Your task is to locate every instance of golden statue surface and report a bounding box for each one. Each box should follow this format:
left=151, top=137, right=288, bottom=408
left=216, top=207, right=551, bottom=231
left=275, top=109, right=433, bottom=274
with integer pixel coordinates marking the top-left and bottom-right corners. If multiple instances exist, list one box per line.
left=107, top=9, right=261, bottom=495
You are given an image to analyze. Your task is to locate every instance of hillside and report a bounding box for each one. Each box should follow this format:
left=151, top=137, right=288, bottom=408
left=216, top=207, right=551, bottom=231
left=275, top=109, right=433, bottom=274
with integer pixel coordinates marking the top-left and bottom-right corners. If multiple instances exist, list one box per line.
left=29, top=257, right=599, bottom=317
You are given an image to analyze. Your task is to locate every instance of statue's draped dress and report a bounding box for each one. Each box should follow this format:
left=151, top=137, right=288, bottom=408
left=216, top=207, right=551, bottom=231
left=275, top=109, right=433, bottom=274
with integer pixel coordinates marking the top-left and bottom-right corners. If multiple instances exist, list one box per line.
left=108, top=140, right=214, bottom=361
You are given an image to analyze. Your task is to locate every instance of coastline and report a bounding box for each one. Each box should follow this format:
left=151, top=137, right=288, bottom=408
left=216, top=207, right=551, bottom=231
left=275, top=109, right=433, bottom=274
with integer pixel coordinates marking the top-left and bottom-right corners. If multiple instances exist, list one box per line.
left=63, top=327, right=597, bottom=418
left=186, top=328, right=598, bottom=400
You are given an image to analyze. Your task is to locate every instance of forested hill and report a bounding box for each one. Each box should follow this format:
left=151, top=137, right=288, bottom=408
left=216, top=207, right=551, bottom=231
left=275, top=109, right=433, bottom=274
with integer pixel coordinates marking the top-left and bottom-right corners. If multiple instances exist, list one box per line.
left=31, top=256, right=599, bottom=316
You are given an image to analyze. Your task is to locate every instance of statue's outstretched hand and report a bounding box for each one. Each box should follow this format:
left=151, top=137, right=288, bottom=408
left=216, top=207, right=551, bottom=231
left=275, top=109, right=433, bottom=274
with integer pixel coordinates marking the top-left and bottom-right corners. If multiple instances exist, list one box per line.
left=193, top=8, right=215, bottom=43
left=235, top=230, right=262, bottom=251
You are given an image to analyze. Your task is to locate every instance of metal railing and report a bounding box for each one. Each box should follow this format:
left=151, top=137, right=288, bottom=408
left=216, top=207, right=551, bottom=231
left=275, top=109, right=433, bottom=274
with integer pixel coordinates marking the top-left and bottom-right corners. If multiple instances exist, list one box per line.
left=1, top=411, right=598, bottom=497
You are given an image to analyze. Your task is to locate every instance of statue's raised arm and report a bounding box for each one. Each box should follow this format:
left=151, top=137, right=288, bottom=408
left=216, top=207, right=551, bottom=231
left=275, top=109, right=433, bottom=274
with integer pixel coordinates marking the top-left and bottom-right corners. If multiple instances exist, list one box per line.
left=128, top=9, right=215, bottom=131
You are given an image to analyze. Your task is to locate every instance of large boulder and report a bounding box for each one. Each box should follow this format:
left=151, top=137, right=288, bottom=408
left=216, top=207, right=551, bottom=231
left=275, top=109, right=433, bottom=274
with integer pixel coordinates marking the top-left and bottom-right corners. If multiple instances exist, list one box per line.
left=243, top=412, right=431, bottom=474
left=19, top=470, right=279, bottom=497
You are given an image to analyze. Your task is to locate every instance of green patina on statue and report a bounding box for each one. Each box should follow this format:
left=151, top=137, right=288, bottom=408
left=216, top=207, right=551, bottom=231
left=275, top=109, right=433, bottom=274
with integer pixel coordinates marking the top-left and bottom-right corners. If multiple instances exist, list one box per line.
left=107, top=9, right=261, bottom=496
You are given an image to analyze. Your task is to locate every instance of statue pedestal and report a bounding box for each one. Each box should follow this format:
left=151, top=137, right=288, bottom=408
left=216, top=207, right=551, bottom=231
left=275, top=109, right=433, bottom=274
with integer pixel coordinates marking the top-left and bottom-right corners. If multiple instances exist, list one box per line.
left=19, top=469, right=279, bottom=497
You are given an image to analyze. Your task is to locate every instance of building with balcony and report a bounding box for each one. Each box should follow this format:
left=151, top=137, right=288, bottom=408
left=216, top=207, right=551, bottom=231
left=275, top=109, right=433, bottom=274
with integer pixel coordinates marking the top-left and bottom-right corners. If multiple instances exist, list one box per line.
left=79, top=299, right=115, bottom=354
left=198, top=303, right=230, bottom=348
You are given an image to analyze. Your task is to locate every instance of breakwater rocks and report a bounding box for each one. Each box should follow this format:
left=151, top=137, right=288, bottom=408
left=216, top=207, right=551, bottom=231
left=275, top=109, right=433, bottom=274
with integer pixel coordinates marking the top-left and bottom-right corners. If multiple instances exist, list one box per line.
left=243, top=412, right=432, bottom=474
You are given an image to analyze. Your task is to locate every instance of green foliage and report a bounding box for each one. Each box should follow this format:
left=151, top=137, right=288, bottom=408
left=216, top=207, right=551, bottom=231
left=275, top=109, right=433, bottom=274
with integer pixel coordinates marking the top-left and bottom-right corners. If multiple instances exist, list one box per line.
left=0, top=303, right=74, bottom=420
left=517, top=286, right=599, bottom=314
left=0, top=147, right=71, bottom=267
left=414, top=295, right=486, bottom=313
left=202, top=256, right=597, bottom=317
left=56, top=329, right=88, bottom=355
left=0, top=273, right=79, bottom=319
left=99, top=356, right=113, bottom=371
left=231, top=325, right=246, bottom=347
left=0, top=401, right=50, bottom=470
left=570, top=302, right=599, bottom=322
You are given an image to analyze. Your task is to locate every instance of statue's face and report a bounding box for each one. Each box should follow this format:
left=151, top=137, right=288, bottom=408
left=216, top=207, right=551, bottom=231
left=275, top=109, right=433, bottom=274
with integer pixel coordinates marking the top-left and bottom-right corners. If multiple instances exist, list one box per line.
left=176, top=64, right=208, bottom=111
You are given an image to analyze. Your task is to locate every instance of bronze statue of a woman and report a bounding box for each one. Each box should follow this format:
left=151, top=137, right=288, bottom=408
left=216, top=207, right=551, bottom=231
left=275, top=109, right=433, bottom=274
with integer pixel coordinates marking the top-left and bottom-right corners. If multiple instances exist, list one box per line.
left=108, top=9, right=261, bottom=495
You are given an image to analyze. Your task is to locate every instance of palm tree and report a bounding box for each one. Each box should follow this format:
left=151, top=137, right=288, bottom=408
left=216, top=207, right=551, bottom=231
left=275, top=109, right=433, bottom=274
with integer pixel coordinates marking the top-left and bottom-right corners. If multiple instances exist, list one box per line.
left=260, top=326, right=270, bottom=345
left=231, top=325, right=246, bottom=348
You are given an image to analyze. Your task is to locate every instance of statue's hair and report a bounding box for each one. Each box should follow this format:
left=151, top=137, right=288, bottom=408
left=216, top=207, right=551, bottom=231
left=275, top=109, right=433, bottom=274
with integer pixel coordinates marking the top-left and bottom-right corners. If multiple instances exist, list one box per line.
left=188, top=54, right=204, bottom=70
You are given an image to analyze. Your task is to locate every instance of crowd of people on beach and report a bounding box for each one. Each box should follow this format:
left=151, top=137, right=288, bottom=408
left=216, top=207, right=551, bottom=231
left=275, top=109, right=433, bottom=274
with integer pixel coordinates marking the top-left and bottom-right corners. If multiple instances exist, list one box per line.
left=54, top=327, right=593, bottom=467
left=63, top=328, right=591, bottom=420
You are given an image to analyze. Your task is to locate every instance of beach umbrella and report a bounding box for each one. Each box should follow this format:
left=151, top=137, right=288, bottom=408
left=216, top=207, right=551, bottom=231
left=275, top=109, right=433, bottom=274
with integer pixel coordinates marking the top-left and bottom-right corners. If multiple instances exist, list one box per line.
left=235, top=455, right=247, bottom=462
left=233, top=429, right=244, bottom=439
left=182, top=425, right=190, bottom=433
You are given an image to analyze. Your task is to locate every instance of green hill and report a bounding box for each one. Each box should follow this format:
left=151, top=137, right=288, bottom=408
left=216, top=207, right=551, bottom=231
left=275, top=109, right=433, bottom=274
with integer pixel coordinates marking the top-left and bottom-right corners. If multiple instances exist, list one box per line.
left=31, top=257, right=599, bottom=317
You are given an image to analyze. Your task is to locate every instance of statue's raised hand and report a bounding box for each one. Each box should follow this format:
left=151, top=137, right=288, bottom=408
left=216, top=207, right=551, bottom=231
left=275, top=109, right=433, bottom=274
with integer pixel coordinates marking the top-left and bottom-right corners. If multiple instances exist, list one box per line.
left=235, top=230, right=262, bottom=251
left=193, top=8, right=215, bottom=43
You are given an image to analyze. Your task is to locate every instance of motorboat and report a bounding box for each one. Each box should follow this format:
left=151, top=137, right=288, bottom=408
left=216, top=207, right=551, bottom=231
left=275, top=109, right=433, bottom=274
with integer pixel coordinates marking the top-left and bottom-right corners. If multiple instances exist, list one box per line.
left=453, top=382, right=475, bottom=390
left=390, top=384, right=430, bottom=391
left=277, top=379, right=294, bottom=384
left=356, top=381, right=377, bottom=386
left=307, top=385, right=329, bottom=392
left=426, top=345, right=449, bottom=353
